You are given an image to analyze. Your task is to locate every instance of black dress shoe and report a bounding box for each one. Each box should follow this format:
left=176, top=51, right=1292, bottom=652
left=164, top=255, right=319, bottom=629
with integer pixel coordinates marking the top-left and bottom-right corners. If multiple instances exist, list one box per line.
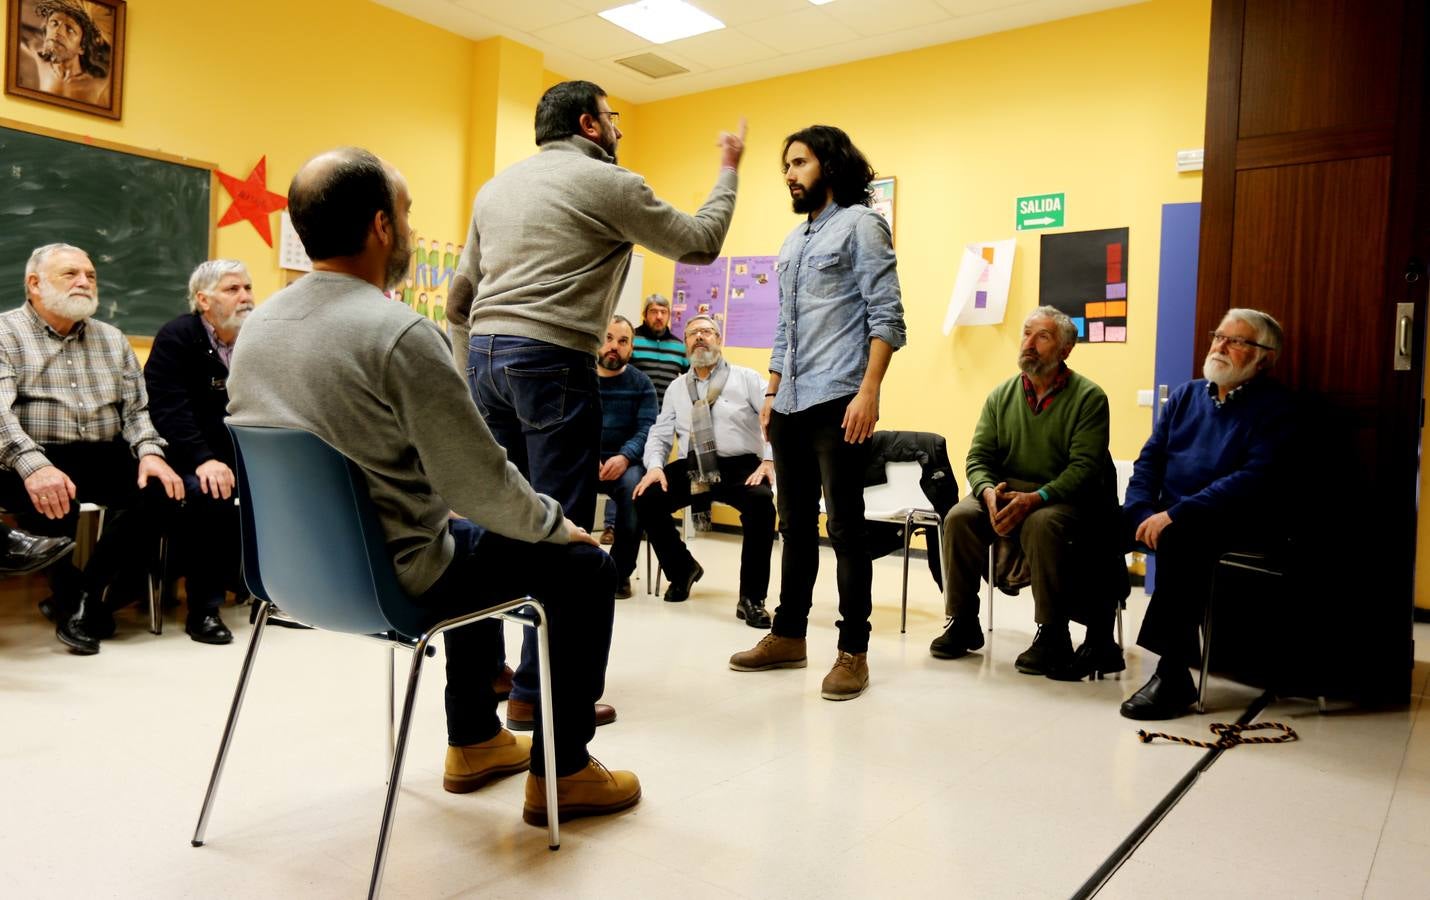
left=663, top=560, right=703, bottom=603
left=1014, top=623, right=1073, bottom=675
left=1046, top=639, right=1126, bottom=682
left=930, top=616, right=985, bottom=659
left=56, top=592, right=104, bottom=655
left=1, top=529, right=74, bottom=575
left=1120, top=671, right=1197, bottom=720
left=187, top=614, right=234, bottom=645
left=735, top=596, right=772, bottom=628
left=616, top=577, right=633, bottom=600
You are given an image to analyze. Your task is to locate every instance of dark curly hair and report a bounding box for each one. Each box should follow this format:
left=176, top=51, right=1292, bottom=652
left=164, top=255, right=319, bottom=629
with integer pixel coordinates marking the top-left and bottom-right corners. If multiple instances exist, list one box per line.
left=781, top=125, right=876, bottom=208
left=34, top=1, right=111, bottom=79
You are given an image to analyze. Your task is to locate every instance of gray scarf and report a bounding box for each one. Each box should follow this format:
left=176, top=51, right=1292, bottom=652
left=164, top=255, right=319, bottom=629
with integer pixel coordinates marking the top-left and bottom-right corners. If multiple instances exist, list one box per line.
left=686, top=359, right=729, bottom=492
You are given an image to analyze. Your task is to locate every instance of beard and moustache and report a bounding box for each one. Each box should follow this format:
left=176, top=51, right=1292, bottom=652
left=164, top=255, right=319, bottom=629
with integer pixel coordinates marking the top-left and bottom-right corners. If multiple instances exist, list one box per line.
left=37, top=280, right=99, bottom=321
left=598, top=349, right=626, bottom=371
left=1017, top=348, right=1060, bottom=379
left=1203, top=350, right=1260, bottom=388
left=689, top=345, right=720, bottom=368
left=790, top=174, right=827, bottom=215
left=383, top=230, right=412, bottom=291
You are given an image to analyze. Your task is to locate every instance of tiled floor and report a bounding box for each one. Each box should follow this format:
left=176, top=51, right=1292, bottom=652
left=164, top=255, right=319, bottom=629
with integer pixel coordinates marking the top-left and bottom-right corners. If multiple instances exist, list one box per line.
left=3, top=532, right=1427, bottom=898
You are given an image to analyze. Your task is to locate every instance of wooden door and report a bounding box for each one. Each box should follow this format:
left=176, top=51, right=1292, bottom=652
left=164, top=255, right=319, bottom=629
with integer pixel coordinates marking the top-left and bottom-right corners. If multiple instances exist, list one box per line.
left=1196, top=0, right=1429, bottom=702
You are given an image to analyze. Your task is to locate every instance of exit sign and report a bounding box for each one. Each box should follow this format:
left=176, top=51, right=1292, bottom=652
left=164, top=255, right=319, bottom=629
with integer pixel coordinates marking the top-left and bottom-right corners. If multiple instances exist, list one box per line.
left=1016, top=193, right=1065, bottom=230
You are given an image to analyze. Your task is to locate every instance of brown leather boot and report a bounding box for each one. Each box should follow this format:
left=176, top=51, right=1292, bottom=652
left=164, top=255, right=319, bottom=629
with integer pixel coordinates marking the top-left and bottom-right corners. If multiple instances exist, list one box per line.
left=506, top=699, right=616, bottom=731
left=522, top=758, right=641, bottom=826
left=820, top=651, right=869, bottom=701
left=728, top=634, right=807, bottom=672
left=443, top=729, right=531, bottom=793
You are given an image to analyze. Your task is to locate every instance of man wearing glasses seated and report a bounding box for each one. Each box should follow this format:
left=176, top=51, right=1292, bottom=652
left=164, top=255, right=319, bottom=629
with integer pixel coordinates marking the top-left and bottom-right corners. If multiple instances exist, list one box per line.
left=1120, top=308, right=1290, bottom=720
left=633, top=315, right=776, bottom=627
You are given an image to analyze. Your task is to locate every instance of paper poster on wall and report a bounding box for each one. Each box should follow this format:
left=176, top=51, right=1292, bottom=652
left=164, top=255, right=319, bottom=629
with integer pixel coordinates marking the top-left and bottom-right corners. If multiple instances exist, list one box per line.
left=672, top=258, right=729, bottom=337
left=1039, top=227, right=1129, bottom=343
left=278, top=212, right=313, bottom=272
left=724, top=256, right=780, bottom=348
left=942, top=238, right=1016, bottom=333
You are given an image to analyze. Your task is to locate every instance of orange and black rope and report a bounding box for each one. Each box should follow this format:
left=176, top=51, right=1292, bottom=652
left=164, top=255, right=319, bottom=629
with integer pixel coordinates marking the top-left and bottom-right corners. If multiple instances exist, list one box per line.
left=1137, top=721, right=1298, bottom=750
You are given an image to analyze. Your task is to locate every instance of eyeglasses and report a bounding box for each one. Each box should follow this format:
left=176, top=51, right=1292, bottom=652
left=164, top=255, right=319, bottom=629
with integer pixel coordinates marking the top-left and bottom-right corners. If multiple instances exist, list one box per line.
left=1208, top=331, right=1274, bottom=351
left=600, top=110, right=621, bottom=125
left=686, top=326, right=718, bottom=338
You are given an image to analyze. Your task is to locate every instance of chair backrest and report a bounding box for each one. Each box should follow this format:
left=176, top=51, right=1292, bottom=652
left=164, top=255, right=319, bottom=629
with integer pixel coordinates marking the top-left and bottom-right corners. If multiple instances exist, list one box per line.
left=229, top=424, right=414, bottom=638
left=862, top=461, right=932, bottom=519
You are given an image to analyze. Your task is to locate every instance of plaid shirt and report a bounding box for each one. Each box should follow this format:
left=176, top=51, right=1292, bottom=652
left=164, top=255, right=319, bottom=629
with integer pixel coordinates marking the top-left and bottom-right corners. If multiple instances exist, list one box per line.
left=0, top=303, right=166, bottom=478
left=1020, top=363, right=1071, bottom=415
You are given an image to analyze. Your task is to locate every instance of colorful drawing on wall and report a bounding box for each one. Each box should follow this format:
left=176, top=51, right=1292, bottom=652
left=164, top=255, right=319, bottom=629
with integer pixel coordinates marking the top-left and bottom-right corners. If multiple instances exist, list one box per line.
left=5, top=0, right=126, bottom=119
left=724, top=255, right=779, bottom=348
left=870, top=176, right=895, bottom=244
left=1039, top=227, right=1129, bottom=343
left=409, top=235, right=460, bottom=292
left=943, top=238, right=1016, bottom=333
left=672, top=257, right=728, bottom=338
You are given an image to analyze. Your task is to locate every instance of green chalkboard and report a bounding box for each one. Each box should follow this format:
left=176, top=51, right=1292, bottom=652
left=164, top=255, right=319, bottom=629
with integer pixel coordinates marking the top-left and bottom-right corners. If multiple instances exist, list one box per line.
left=0, top=121, right=213, bottom=337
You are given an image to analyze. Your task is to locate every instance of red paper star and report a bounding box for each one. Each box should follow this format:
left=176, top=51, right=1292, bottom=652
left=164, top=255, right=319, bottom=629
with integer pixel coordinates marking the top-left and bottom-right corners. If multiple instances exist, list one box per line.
left=216, top=156, right=288, bottom=247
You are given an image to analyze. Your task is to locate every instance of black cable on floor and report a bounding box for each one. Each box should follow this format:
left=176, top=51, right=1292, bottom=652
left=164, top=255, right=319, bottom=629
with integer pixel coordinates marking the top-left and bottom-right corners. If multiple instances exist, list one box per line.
left=1070, top=690, right=1273, bottom=900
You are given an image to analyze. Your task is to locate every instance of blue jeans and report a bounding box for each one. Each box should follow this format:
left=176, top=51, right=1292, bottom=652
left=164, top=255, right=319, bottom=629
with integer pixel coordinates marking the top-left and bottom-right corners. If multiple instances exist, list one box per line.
left=468, top=335, right=601, bottom=706
left=596, top=461, right=644, bottom=579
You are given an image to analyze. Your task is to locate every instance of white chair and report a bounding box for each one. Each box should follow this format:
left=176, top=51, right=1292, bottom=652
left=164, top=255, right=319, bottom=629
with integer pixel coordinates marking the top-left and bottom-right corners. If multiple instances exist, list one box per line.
left=861, top=461, right=942, bottom=634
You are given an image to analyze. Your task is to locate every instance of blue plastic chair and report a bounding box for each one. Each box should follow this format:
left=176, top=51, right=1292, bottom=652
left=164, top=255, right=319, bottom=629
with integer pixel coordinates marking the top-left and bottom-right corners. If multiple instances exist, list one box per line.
left=191, top=425, right=561, bottom=899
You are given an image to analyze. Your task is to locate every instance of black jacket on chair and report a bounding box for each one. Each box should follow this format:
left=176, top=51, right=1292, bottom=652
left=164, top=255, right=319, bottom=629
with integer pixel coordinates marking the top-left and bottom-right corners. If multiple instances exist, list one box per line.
left=143, top=312, right=234, bottom=473
left=863, top=431, right=958, bottom=589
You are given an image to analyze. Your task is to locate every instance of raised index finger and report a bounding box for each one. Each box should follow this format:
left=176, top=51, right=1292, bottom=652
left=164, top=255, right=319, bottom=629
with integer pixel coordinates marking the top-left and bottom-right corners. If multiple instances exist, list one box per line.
left=737, top=116, right=747, bottom=142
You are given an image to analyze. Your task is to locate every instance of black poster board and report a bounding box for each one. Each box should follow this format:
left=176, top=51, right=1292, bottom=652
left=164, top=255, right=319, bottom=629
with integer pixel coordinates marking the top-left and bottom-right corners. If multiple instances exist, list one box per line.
left=0, top=119, right=214, bottom=337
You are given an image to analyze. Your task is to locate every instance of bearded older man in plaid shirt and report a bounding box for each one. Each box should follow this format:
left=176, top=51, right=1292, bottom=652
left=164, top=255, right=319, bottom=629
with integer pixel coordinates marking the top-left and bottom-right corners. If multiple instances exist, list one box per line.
left=0, top=243, right=185, bottom=655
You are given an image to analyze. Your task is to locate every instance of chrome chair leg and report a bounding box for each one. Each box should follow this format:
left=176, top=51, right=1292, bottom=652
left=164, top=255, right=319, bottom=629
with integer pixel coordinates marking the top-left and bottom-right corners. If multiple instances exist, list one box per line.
left=985, top=545, right=994, bottom=633
left=192, top=599, right=272, bottom=847
left=1196, top=598, right=1214, bottom=715
left=148, top=534, right=168, bottom=636
left=386, top=644, right=396, bottom=772
left=368, top=630, right=431, bottom=900
left=898, top=512, right=909, bottom=632
left=529, top=600, right=561, bottom=850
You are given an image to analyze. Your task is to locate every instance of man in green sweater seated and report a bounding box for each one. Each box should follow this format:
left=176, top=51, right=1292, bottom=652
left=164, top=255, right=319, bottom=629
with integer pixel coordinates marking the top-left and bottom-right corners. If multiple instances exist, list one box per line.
left=932, top=306, right=1129, bottom=680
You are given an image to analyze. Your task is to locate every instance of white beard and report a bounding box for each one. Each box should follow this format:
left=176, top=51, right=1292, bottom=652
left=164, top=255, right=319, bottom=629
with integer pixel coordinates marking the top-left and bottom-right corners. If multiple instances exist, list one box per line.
left=689, top=346, right=720, bottom=368
left=1203, top=351, right=1259, bottom=388
left=38, top=281, right=99, bottom=322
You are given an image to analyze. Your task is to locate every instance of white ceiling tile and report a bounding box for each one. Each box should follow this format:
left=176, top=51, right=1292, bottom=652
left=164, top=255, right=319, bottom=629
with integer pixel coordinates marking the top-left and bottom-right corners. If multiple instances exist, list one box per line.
left=738, top=7, right=861, bottom=53
left=452, top=0, right=587, bottom=32
left=533, top=15, right=654, bottom=59
left=660, top=26, right=782, bottom=69
left=694, top=0, right=809, bottom=27
left=823, top=0, right=952, bottom=37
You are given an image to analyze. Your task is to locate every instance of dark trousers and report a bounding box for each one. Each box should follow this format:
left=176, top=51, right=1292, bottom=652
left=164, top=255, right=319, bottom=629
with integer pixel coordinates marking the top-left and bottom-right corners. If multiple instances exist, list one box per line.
left=425, top=519, right=616, bottom=777
left=595, top=461, right=643, bottom=579
left=177, top=474, right=241, bottom=618
left=467, top=334, right=602, bottom=707
left=767, top=395, right=873, bottom=654
left=633, top=455, right=775, bottom=601
left=1136, top=521, right=1254, bottom=667
left=0, top=440, right=174, bottom=601
left=941, top=485, right=1091, bottom=626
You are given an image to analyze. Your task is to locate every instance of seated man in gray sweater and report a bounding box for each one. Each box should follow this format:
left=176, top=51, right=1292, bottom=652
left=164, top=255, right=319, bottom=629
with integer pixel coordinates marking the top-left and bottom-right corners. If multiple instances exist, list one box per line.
left=227, top=147, right=639, bottom=827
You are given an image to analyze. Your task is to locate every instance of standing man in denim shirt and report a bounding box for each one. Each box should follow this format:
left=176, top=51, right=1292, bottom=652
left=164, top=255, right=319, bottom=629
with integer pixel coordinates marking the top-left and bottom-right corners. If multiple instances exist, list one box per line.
left=728, top=125, right=906, bottom=701
left=447, top=80, right=747, bottom=729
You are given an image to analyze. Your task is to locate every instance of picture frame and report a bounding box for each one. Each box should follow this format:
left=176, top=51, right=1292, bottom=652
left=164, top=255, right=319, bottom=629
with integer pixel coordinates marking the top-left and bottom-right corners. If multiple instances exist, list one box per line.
left=871, top=175, right=896, bottom=244
left=5, top=0, right=126, bottom=120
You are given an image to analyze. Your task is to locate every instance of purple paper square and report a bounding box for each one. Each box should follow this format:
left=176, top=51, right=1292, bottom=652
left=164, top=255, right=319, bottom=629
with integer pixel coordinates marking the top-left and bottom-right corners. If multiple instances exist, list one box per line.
left=974, top=290, right=988, bottom=309
left=1106, top=282, right=1127, bottom=300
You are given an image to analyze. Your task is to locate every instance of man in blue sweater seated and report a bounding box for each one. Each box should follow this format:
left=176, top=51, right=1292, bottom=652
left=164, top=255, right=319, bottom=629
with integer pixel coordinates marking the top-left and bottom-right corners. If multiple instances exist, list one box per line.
left=595, top=315, right=657, bottom=599
left=1120, top=308, right=1290, bottom=720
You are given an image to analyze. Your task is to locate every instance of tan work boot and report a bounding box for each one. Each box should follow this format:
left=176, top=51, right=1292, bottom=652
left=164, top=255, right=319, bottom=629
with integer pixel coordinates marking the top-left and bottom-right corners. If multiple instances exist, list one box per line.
left=728, top=633, right=808, bottom=672
left=522, top=758, right=642, bottom=826
left=820, top=651, right=869, bottom=700
left=443, top=729, right=531, bottom=793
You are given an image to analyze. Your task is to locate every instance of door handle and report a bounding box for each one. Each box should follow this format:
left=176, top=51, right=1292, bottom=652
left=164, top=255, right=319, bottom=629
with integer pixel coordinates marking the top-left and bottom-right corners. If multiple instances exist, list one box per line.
left=1155, top=384, right=1169, bottom=424
left=1395, top=302, right=1414, bottom=371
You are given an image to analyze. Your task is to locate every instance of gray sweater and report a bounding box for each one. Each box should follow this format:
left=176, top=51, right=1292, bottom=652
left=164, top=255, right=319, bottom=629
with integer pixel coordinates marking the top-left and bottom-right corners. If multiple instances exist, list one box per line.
left=456, top=136, right=738, bottom=355
left=227, top=271, right=566, bottom=596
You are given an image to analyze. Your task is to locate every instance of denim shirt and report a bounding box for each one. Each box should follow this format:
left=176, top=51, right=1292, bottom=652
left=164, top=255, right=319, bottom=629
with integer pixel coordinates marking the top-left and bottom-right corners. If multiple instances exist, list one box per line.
left=769, top=202, right=906, bottom=414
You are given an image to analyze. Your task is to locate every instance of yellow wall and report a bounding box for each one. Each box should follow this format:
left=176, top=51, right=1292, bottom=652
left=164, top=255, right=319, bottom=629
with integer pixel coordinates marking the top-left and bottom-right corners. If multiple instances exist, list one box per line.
left=0, top=0, right=477, bottom=305
left=624, top=0, right=1211, bottom=470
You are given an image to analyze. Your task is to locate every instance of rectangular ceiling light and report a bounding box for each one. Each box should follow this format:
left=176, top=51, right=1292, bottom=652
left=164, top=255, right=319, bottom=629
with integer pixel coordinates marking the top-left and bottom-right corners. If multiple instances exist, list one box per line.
left=808, top=0, right=836, bottom=5
left=598, top=0, right=724, bottom=44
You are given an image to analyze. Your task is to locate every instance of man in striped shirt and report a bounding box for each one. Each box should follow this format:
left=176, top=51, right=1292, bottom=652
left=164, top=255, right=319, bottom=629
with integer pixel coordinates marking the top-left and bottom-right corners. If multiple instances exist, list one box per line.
left=0, top=243, right=186, bottom=655
left=630, top=294, right=688, bottom=398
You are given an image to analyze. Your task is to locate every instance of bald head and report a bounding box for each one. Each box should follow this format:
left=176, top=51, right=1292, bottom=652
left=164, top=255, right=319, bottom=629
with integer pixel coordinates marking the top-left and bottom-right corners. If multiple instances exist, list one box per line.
left=288, top=147, right=397, bottom=261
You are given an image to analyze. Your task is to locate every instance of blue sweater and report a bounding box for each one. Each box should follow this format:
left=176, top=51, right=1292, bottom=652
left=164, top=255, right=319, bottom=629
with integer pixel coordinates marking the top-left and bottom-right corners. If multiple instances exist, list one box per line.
left=599, top=366, right=658, bottom=463
left=1123, top=375, right=1290, bottom=531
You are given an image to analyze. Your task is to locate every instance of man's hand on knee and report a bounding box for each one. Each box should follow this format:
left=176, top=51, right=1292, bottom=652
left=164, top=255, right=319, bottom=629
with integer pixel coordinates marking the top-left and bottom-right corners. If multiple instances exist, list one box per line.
left=633, top=467, right=666, bottom=499
left=24, top=465, right=76, bottom=519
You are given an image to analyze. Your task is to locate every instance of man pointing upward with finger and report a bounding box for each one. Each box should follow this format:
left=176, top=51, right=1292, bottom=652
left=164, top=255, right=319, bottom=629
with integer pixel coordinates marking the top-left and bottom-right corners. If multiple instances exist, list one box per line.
left=449, top=80, right=748, bottom=728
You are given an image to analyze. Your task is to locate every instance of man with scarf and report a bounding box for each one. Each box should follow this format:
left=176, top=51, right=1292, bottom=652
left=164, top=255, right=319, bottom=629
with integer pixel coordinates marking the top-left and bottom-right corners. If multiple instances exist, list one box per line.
left=633, top=315, right=776, bottom=627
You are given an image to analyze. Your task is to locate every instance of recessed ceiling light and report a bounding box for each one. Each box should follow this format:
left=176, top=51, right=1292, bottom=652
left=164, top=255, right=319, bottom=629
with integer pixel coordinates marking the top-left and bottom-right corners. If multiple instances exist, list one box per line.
left=808, top=0, right=836, bottom=5
left=598, top=0, right=725, bottom=44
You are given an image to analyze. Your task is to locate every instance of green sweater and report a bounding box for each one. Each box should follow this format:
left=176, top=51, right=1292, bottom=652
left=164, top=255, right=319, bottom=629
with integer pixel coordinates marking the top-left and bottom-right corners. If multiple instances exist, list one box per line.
left=965, top=370, right=1115, bottom=507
